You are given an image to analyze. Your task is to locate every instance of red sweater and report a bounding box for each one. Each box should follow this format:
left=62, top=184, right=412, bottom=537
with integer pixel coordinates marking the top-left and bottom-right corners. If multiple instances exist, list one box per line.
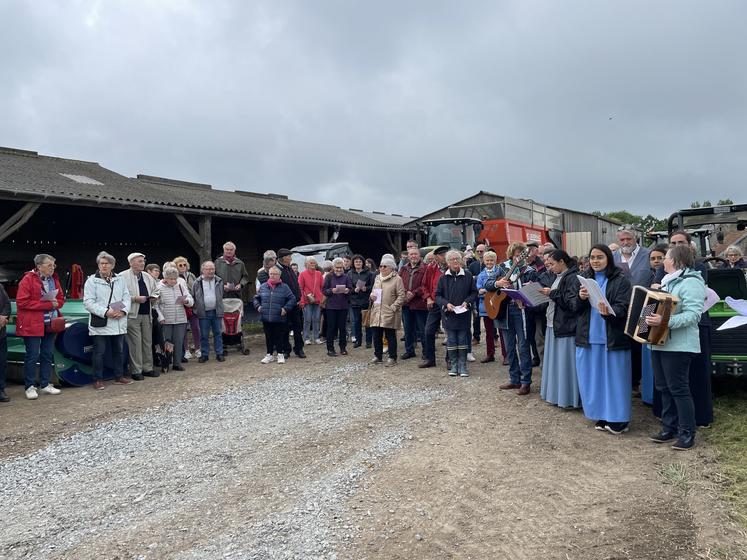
left=298, top=269, right=324, bottom=307
left=15, top=271, right=65, bottom=337
left=424, top=262, right=445, bottom=302
left=399, top=262, right=429, bottom=310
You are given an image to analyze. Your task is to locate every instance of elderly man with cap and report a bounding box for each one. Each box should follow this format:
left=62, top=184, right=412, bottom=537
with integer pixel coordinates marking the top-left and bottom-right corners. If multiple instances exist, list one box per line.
left=276, top=248, right=306, bottom=359
left=120, top=252, right=160, bottom=379
left=419, top=245, right=449, bottom=368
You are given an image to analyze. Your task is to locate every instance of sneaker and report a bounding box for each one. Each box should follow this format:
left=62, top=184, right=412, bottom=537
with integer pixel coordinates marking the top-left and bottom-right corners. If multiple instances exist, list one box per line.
left=194, top=349, right=202, bottom=359
left=467, top=353, right=476, bottom=362
left=385, top=358, right=397, bottom=367
left=649, top=430, right=677, bottom=443
left=260, top=354, right=274, bottom=364
left=184, top=350, right=192, bottom=360
left=304, top=339, right=312, bottom=345
left=315, top=339, right=323, bottom=345
left=605, top=422, right=629, bottom=435
left=672, top=433, right=695, bottom=451
left=277, top=354, right=286, bottom=364
left=370, top=357, right=383, bottom=364
left=460, top=372, right=470, bottom=377
left=25, top=386, right=38, bottom=400
left=114, top=377, right=133, bottom=385
left=40, top=384, right=61, bottom=395
left=351, top=336, right=357, bottom=343
left=448, top=371, right=458, bottom=377
left=594, top=420, right=607, bottom=431
left=92, top=380, right=105, bottom=390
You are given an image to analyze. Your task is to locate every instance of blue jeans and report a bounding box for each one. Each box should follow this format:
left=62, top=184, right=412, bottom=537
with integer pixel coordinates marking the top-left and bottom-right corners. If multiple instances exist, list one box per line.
left=303, top=304, right=321, bottom=341
left=402, top=307, right=427, bottom=355
left=350, top=306, right=364, bottom=343
left=199, top=310, right=224, bottom=358
left=446, top=328, right=469, bottom=350
left=23, top=333, right=56, bottom=389
left=501, top=304, right=533, bottom=385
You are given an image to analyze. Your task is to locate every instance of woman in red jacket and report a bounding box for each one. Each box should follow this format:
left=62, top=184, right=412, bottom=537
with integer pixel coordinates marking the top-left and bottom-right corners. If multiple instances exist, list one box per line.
left=15, top=254, right=65, bottom=400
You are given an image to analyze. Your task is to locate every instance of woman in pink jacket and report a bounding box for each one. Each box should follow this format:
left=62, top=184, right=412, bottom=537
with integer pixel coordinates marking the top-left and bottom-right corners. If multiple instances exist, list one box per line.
left=298, top=257, right=324, bottom=344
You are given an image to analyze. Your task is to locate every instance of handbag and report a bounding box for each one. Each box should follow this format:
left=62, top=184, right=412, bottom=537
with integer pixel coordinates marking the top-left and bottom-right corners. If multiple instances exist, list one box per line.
left=45, top=315, right=66, bottom=333
left=90, top=280, right=115, bottom=328
left=361, top=307, right=371, bottom=328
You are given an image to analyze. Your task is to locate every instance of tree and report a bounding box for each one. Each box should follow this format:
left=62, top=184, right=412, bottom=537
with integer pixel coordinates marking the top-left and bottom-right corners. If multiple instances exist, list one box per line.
left=717, top=198, right=734, bottom=205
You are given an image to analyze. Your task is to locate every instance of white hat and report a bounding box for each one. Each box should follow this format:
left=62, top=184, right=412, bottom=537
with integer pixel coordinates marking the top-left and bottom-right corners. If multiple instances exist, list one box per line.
left=127, top=252, right=145, bottom=262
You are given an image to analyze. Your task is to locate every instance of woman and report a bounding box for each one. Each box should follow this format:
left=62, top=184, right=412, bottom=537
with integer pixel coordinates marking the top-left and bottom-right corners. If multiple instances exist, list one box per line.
left=253, top=266, right=296, bottom=364
left=539, top=250, right=581, bottom=408
left=173, top=256, right=201, bottom=360
left=436, top=250, right=477, bottom=377
left=323, top=257, right=353, bottom=356
left=349, top=254, right=374, bottom=349
left=365, top=258, right=377, bottom=273
left=298, top=257, right=324, bottom=344
left=721, top=245, right=746, bottom=269
left=83, top=251, right=133, bottom=389
left=645, top=245, right=706, bottom=450
left=156, top=266, right=193, bottom=372
left=641, top=244, right=669, bottom=405
left=475, top=250, right=501, bottom=363
left=368, top=256, right=406, bottom=366
left=16, top=253, right=66, bottom=399
left=573, top=244, right=632, bottom=434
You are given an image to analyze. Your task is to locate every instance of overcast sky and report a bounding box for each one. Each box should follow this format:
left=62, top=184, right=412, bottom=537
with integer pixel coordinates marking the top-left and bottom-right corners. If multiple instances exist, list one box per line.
left=1, top=1, right=745, bottom=219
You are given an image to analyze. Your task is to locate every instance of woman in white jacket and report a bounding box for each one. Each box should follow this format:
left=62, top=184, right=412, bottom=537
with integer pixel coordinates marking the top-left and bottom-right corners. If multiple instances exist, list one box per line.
left=157, top=266, right=193, bottom=371
left=83, top=251, right=132, bottom=390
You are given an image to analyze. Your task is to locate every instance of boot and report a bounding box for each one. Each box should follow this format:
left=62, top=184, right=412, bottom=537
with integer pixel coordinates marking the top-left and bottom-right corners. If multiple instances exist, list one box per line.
left=448, top=350, right=458, bottom=376
left=458, top=349, right=469, bottom=377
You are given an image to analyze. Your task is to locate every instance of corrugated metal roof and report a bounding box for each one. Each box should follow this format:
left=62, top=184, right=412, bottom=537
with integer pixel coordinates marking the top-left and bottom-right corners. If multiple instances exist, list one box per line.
left=348, top=209, right=417, bottom=226
left=0, top=147, right=412, bottom=230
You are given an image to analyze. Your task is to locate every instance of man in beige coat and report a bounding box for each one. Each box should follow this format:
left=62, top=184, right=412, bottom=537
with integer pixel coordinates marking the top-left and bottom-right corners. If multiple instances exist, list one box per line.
left=120, top=252, right=160, bottom=380
left=368, top=256, right=406, bottom=366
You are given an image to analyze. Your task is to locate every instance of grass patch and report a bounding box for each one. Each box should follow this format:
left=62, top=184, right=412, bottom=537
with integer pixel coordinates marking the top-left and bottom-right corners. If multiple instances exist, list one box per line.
left=658, top=462, right=692, bottom=496
left=703, top=380, right=747, bottom=528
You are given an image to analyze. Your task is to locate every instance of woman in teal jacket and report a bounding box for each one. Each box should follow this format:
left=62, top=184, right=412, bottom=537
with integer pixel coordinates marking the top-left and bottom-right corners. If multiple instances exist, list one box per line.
left=645, top=244, right=705, bottom=451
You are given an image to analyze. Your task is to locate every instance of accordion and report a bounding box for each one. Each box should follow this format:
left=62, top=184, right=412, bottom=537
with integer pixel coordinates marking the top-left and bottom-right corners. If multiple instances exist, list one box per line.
left=624, top=286, right=679, bottom=345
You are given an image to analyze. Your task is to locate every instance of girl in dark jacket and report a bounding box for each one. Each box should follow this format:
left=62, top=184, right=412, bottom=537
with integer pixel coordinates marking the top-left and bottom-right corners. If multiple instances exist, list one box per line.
left=572, top=244, right=632, bottom=435
left=436, top=250, right=477, bottom=377
left=539, top=250, right=581, bottom=408
left=253, top=267, right=296, bottom=364
left=348, top=254, right=374, bottom=348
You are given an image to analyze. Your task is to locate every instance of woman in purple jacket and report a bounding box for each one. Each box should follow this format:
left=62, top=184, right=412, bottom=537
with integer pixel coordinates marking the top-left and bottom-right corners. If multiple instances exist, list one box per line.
left=322, top=258, right=353, bottom=357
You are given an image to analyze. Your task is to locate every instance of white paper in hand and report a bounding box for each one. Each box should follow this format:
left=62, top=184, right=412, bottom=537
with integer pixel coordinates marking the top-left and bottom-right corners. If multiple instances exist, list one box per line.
left=717, top=297, right=747, bottom=331
left=576, top=275, right=616, bottom=316
left=453, top=305, right=468, bottom=314
left=373, top=288, right=382, bottom=304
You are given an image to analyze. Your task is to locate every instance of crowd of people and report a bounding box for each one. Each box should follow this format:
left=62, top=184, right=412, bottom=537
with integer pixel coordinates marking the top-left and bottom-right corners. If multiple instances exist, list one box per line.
left=0, top=228, right=739, bottom=452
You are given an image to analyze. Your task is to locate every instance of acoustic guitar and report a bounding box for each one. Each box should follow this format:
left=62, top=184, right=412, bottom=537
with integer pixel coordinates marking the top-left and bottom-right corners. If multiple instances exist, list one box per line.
left=484, top=249, right=530, bottom=319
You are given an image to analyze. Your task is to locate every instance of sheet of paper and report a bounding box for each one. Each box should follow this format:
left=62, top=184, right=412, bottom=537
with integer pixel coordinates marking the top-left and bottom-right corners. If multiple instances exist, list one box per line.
left=717, top=315, right=747, bottom=331
left=520, top=282, right=550, bottom=306
left=576, top=275, right=616, bottom=316
left=110, top=301, right=126, bottom=312
left=703, top=287, right=720, bottom=313
left=501, top=288, right=533, bottom=307
left=41, top=289, right=58, bottom=301
left=355, top=279, right=367, bottom=290
left=373, top=288, right=382, bottom=304
left=453, top=305, right=468, bottom=314
left=725, top=296, right=747, bottom=317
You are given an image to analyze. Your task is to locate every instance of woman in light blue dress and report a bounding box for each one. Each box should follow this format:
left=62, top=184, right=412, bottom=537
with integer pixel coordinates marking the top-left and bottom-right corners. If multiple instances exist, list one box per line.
left=573, top=245, right=632, bottom=435
left=540, top=250, right=581, bottom=408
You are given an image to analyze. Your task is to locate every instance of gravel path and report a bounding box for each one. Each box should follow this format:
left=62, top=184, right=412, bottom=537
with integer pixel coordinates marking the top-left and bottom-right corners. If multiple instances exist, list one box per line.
left=0, top=363, right=445, bottom=559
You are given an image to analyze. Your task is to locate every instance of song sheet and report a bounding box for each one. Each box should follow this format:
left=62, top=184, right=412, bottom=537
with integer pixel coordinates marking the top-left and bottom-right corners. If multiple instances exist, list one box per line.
left=576, top=275, right=616, bottom=316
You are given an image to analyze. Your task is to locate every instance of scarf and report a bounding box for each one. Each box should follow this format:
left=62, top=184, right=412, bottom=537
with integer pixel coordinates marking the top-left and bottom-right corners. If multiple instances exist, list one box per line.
left=223, top=255, right=236, bottom=264
left=268, top=278, right=282, bottom=289
left=660, top=268, right=684, bottom=292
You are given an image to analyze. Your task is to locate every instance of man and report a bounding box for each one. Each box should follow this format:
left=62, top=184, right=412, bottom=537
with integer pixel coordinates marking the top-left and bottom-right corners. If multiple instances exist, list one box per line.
left=418, top=246, right=449, bottom=368
left=613, top=226, right=652, bottom=392
left=399, top=246, right=429, bottom=359
left=120, top=252, right=160, bottom=380
left=192, top=261, right=225, bottom=363
left=527, top=242, right=545, bottom=272
left=342, top=254, right=353, bottom=274
left=255, top=250, right=276, bottom=291
left=398, top=240, right=418, bottom=271
left=215, top=241, right=250, bottom=300
left=469, top=244, right=486, bottom=345
left=0, top=282, right=10, bottom=402
left=496, top=243, right=538, bottom=395
left=276, top=248, right=306, bottom=358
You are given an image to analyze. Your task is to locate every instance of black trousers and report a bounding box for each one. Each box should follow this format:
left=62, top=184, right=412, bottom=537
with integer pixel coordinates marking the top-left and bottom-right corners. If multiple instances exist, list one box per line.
left=423, top=307, right=442, bottom=362
left=652, top=350, right=696, bottom=434
left=263, top=321, right=286, bottom=354
left=472, top=309, right=481, bottom=341
left=326, top=308, right=348, bottom=351
left=630, top=339, right=642, bottom=388
left=283, top=306, right=304, bottom=355
left=373, top=327, right=397, bottom=360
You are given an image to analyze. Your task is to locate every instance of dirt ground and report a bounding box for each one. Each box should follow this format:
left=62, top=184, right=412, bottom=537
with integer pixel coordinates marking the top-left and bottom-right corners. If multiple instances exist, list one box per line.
left=1, top=334, right=746, bottom=560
